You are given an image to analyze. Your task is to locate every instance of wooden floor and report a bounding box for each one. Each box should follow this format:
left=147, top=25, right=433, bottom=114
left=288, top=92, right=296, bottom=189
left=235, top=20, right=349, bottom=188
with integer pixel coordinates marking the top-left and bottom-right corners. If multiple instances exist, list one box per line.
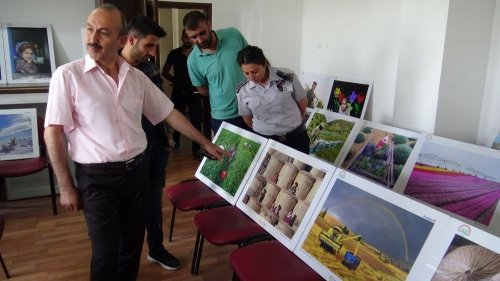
left=0, top=140, right=235, bottom=281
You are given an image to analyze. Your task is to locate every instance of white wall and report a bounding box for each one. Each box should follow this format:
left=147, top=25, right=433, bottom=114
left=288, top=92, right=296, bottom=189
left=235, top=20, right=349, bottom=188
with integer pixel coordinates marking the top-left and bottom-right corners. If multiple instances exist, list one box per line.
left=392, top=0, right=449, bottom=133
left=478, top=1, right=500, bottom=145
left=301, top=0, right=403, bottom=123
left=435, top=0, right=495, bottom=143
left=0, top=0, right=94, bottom=66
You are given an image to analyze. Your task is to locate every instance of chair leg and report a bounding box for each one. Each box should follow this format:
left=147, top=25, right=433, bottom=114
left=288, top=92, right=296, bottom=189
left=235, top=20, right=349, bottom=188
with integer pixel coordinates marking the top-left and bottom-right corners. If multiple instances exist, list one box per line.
left=48, top=165, right=57, bottom=215
left=191, top=231, right=204, bottom=275
left=168, top=207, right=176, bottom=242
left=0, top=253, right=10, bottom=278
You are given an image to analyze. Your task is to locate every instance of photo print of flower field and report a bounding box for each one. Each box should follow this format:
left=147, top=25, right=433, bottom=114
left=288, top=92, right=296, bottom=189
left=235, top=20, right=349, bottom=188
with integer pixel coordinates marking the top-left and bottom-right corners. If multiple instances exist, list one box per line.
left=340, top=122, right=419, bottom=189
left=196, top=122, right=267, bottom=204
left=326, top=78, right=372, bottom=119
left=404, top=136, right=500, bottom=227
left=306, top=109, right=360, bottom=165
left=236, top=141, right=335, bottom=249
left=298, top=172, right=437, bottom=281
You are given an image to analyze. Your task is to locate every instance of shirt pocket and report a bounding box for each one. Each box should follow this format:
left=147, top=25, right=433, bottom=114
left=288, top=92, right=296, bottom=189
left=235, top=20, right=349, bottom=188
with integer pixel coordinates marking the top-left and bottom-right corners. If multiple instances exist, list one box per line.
left=244, top=96, right=262, bottom=111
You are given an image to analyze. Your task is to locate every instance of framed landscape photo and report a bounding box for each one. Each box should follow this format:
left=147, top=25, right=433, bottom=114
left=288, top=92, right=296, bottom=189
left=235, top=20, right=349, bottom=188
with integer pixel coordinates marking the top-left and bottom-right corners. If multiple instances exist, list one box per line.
left=299, top=71, right=334, bottom=109
left=403, top=134, right=500, bottom=230
left=195, top=122, right=268, bottom=205
left=2, top=23, right=56, bottom=84
left=326, top=77, right=373, bottom=119
left=0, top=24, right=7, bottom=85
left=0, top=108, right=40, bottom=161
left=338, top=120, right=422, bottom=190
left=429, top=219, right=500, bottom=281
left=236, top=140, right=336, bottom=250
left=294, top=169, right=450, bottom=281
left=305, top=108, right=362, bottom=166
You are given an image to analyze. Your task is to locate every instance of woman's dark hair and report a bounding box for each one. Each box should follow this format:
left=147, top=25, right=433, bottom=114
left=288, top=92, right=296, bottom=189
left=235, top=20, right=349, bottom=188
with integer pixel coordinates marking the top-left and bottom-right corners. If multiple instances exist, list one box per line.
left=237, top=45, right=268, bottom=66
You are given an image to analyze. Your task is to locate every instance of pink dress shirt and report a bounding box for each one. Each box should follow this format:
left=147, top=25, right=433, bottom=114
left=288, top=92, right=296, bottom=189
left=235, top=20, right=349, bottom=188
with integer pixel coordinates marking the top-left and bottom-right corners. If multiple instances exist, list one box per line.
left=45, top=55, right=173, bottom=164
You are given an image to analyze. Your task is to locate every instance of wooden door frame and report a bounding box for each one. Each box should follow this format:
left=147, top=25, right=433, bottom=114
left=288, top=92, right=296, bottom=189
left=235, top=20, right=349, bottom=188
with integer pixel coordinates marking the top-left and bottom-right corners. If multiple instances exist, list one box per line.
left=156, top=1, right=213, bottom=139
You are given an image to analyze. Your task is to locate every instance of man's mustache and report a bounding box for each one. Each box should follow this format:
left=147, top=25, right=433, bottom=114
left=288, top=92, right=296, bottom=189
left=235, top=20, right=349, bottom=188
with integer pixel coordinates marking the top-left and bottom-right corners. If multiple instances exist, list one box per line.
left=87, top=43, right=102, bottom=49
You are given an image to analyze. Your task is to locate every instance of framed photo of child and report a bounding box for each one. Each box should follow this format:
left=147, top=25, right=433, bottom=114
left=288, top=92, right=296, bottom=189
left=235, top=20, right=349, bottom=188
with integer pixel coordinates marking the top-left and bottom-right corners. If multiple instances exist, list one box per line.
left=2, top=23, right=56, bottom=84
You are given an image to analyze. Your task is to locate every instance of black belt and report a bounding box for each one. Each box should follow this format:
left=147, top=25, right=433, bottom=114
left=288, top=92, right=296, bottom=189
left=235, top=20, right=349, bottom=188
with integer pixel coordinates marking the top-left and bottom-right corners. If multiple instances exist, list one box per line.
left=76, top=151, right=146, bottom=171
left=265, top=124, right=306, bottom=142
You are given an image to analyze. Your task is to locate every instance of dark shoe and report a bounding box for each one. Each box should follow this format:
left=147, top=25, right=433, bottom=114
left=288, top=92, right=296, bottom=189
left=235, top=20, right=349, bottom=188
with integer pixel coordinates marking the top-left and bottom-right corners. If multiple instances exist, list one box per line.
left=147, top=249, right=180, bottom=271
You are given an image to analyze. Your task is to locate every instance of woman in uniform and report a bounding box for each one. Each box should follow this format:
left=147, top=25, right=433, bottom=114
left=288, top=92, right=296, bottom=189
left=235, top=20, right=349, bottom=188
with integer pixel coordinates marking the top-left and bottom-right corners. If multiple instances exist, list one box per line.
left=235, top=45, right=310, bottom=154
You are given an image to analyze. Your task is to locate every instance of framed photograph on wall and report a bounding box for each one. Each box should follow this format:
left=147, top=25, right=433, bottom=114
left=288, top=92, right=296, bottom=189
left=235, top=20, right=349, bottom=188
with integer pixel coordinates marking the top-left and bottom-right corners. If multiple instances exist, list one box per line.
left=402, top=134, right=500, bottom=232
left=195, top=122, right=268, bottom=205
left=0, top=24, right=7, bottom=85
left=326, top=77, right=373, bottom=119
left=2, top=23, right=56, bottom=84
left=236, top=140, right=336, bottom=250
left=0, top=108, right=40, bottom=161
left=294, top=169, right=450, bottom=281
left=429, top=219, right=500, bottom=281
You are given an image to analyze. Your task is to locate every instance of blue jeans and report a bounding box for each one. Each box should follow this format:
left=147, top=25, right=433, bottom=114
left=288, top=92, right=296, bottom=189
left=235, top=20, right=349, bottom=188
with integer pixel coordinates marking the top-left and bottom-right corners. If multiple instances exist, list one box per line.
left=145, top=143, right=169, bottom=253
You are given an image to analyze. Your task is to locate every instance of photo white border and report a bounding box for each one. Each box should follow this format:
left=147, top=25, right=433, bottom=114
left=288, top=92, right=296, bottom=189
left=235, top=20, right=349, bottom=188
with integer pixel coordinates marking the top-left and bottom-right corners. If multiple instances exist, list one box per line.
left=327, top=76, right=374, bottom=120
left=336, top=119, right=423, bottom=191
left=299, top=71, right=335, bottom=109
left=425, top=218, right=500, bottom=281
left=0, top=23, right=7, bottom=85
left=294, top=169, right=451, bottom=281
left=236, top=140, right=336, bottom=250
left=0, top=108, right=40, bottom=160
left=402, top=134, right=500, bottom=235
left=305, top=108, right=363, bottom=167
left=2, top=22, right=56, bottom=84
left=486, top=129, right=500, bottom=150
left=195, top=122, right=268, bottom=205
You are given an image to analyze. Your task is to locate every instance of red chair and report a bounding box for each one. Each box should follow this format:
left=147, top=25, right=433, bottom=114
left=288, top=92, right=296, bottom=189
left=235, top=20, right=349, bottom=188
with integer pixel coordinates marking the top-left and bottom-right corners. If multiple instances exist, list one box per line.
left=230, top=240, right=324, bottom=281
left=165, top=179, right=227, bottom=242
left=0, top=215, right=10, bottom=279
left=191, top=205, right=270, bottom=275
left=0, top=116, right=57, bottom=215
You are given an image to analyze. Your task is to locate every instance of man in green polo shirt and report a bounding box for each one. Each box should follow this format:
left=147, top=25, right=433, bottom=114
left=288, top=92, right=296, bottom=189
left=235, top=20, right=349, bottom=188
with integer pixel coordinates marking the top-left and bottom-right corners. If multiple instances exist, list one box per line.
left=183, top=11, right=248, bottom=134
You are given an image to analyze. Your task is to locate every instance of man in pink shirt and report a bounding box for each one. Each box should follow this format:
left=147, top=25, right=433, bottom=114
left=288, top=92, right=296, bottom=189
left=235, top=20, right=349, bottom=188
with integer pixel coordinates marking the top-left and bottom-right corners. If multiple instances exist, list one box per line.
left=44, top=4, right=222, bottom=281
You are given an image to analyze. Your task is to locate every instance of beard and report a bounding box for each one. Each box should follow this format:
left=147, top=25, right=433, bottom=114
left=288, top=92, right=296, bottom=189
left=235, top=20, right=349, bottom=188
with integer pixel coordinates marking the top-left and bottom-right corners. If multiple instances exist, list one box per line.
left=199, top=31, right=212, bottom=49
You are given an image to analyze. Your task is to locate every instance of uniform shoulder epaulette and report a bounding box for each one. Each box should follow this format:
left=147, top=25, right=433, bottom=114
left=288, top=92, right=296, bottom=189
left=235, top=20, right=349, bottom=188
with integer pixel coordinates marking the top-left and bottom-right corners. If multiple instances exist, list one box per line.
left=235, top=80, right=249, bottom=93
left=276, top=70, right=294, bottom=81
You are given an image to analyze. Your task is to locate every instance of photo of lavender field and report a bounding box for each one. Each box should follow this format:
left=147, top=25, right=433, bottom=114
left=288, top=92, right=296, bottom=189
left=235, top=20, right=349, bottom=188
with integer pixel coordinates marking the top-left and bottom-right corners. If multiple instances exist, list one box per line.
left=404, top=137, right=500, bottom=226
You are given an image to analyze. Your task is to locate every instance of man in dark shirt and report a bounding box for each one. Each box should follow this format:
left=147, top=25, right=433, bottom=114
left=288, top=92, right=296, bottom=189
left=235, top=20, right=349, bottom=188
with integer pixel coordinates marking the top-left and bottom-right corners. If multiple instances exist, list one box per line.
left=163, top=30, right=203, bottom=160
left=121, top=15, right=180, bottom=271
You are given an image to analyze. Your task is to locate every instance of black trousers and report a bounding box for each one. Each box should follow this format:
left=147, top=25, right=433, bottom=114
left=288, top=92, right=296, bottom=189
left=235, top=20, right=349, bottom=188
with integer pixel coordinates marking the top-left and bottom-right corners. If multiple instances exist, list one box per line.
left=75, top=156, right=150, bottom=281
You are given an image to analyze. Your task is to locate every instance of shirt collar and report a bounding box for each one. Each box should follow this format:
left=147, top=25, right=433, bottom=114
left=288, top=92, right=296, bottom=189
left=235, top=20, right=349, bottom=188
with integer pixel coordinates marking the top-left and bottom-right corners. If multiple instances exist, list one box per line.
left=247, top=67, right=279, bottom=89
left=195, top=30, right=220, bottom=56
left=83, top=54, right=131, bottom=74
